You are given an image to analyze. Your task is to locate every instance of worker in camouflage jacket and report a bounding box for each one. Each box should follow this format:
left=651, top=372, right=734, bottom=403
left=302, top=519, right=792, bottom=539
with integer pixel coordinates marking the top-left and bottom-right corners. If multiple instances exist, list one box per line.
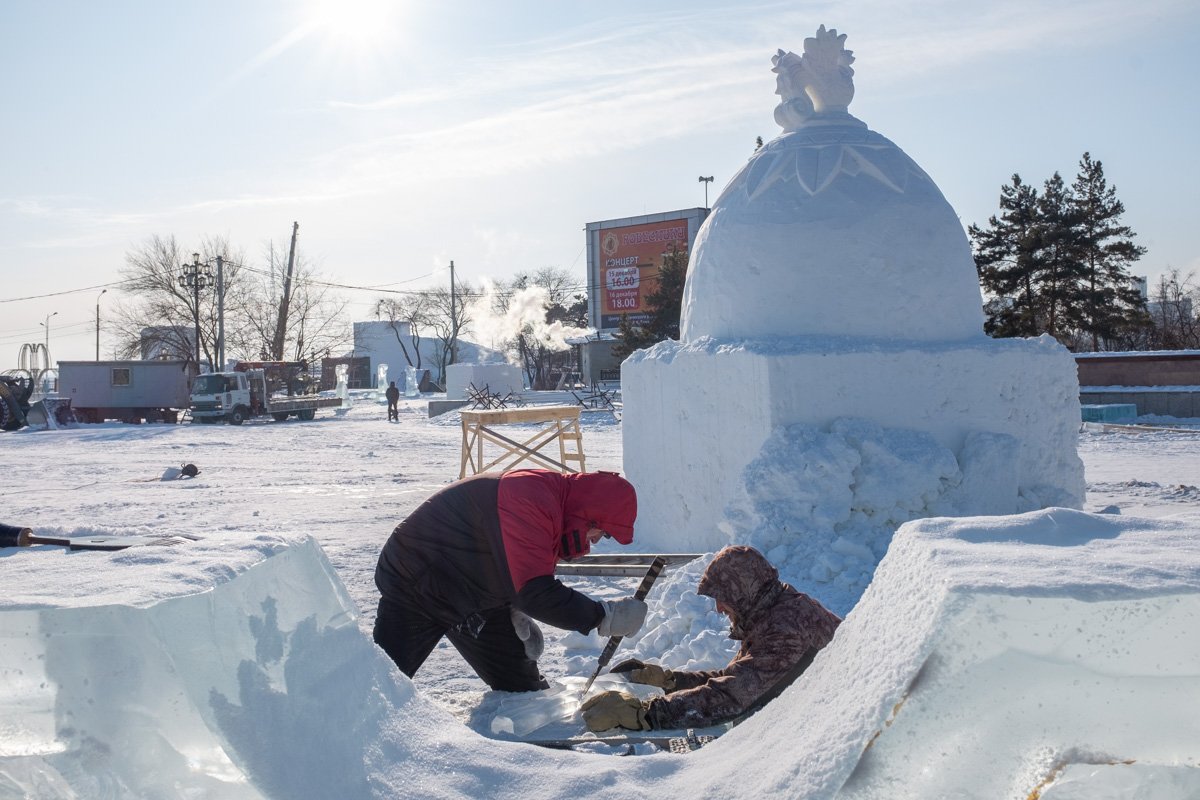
left=582, top=545, right=841, bottom=732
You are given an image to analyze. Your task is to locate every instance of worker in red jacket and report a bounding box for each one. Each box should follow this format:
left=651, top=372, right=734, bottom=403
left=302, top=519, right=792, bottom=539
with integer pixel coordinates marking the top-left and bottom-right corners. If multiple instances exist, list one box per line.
left=373, top=469, right=646, bottom=691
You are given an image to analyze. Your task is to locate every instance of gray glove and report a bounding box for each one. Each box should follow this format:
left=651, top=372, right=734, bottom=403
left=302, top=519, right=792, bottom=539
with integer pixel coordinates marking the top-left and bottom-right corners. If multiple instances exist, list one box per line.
left=510, top=609, right=544, bottom=661
left=596, top=598, right=648, bottom=638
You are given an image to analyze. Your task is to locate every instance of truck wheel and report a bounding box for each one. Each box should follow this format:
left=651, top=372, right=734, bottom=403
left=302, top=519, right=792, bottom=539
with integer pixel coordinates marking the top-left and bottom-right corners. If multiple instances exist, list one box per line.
left=272, top=412, right=290, bottom=422
left=227, top=407, right=247, bottom=425
left=298, top=409, right=316, bottom=421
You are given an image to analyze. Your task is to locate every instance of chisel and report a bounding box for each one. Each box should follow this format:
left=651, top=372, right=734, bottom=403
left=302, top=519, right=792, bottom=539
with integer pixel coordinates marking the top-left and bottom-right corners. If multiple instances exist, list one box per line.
left=581, top=556, right=667, bottom=697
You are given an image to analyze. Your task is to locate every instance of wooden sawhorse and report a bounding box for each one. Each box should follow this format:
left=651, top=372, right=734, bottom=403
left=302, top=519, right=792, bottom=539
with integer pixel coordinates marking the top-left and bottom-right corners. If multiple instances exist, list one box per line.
left=459, top=405, right=586, bottom=478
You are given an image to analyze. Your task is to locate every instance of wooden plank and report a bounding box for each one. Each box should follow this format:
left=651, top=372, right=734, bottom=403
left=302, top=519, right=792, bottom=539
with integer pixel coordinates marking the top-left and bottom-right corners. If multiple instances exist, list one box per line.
left=460, top=405, right=580, bottom=426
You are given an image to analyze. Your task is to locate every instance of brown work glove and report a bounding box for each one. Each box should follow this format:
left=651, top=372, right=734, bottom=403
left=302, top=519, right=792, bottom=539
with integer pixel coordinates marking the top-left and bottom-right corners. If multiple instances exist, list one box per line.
left=609, top=658, right=676, bottom=691
left=581, top=690, right=651, bottom=732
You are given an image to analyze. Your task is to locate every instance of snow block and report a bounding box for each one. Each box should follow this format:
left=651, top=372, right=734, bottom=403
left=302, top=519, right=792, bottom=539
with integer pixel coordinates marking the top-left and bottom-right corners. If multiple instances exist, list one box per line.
left=672, top=508, right=1200, bottom=799
left=0, top=535, right=427, bottom=799
left=622, top=334, right=1086, bottom=554
left=444, top=363, right=523, bottom=400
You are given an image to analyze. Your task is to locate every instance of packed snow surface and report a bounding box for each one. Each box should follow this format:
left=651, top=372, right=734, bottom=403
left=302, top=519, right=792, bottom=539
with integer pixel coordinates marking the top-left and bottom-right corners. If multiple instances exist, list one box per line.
left=2, top=401, right=1199, bottom=799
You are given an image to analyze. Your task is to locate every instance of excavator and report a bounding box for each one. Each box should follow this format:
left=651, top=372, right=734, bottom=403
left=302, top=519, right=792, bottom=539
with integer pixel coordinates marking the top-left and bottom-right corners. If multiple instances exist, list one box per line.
left=0, top=372, right=74, bottom=431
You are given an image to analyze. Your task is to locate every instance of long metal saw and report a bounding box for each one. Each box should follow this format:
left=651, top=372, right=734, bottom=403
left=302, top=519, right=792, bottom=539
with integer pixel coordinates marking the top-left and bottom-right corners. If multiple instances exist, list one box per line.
left=581, top=556, right=667, bottom=697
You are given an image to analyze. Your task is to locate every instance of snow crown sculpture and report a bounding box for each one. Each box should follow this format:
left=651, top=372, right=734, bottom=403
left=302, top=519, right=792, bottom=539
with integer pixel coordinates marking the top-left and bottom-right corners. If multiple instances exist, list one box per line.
left=772, top=24, right=858, bottom=129
left=679, top=25, right=986, bottom=343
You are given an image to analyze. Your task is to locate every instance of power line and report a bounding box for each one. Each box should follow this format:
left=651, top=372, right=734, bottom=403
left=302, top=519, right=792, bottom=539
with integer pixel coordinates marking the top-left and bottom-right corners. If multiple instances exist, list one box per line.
left=0, top=278, right=136, bottom=304
left=1, top=258, right=678, bottom=315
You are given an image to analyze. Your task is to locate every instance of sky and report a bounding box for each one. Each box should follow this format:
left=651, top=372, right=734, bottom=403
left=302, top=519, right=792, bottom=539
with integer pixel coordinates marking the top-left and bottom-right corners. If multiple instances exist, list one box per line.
left=2, top=0, right=1199, bottom=364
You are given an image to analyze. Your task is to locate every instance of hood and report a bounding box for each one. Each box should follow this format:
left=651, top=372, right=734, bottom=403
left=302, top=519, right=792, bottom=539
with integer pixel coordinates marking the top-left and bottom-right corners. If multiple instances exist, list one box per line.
left=697, top=545, right=781, bottom=622
left=560, top=471, right=637, bottom=559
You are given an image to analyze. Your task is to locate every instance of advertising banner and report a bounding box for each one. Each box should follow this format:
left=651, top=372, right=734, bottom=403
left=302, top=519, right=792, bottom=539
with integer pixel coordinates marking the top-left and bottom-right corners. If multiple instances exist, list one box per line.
left=599, top=219, right=689, bottom=329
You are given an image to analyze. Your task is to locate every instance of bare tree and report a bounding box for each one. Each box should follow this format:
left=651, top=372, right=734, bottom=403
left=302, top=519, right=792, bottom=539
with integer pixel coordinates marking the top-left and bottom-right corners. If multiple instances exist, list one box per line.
left=1147, top=269, right=1200, bottom=349
left=113, top=233, right=349, bottom=374
left=492, top=268, right=587, bottom=389
left=375, top=294, right=431, bottom=370
left=111, top=234, right=245, bottom=368
left=423, top=282, right=475, bottom=386
left=224, top=241, right=352, bottom=364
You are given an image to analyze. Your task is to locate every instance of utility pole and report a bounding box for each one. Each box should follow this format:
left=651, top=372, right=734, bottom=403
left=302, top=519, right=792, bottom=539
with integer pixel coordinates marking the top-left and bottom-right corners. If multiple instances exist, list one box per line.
left=272, top=221, right=299, bottom=361
left=449, top=260, right=459, bottom=366
left=699, top=175, right=714, bottom=208
left=216, top=255, right=225, bottom=370
left=95, top=289, right=107, bottom=360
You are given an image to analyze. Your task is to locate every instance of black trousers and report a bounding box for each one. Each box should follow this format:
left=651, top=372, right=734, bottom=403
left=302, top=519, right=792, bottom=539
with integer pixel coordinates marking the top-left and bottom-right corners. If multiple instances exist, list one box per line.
left=373, top=594, right=548, bottom=692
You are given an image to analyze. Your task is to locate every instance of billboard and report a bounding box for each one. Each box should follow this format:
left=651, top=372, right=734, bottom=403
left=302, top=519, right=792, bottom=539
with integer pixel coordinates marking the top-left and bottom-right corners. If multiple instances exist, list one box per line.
left=597, top=219, right=690, bottom=330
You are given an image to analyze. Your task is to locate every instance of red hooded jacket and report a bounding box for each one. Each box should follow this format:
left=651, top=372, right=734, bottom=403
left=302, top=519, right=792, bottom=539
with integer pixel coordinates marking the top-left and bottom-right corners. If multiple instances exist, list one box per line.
left=375, top=469, right=637, bottom=635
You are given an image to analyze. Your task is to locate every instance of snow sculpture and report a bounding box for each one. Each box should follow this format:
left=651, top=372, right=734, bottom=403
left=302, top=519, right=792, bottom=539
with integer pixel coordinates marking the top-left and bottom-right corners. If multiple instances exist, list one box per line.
left=335, top=363, right=351, bottom=408
left=622, top=26, right=1085, bottom=560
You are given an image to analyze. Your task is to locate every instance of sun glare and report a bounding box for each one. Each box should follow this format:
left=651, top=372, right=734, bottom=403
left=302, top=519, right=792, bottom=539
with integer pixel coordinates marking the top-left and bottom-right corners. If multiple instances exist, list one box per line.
left=303, top=0, right=400, bottom=51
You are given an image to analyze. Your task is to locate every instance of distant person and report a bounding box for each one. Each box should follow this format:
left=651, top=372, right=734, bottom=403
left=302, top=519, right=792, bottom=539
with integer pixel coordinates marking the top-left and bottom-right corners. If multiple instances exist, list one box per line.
left=385, top=381, right=400, bottom=421
left=581, top=545, right=841, bottom=732
left=373, top=469, right=646, bottom=691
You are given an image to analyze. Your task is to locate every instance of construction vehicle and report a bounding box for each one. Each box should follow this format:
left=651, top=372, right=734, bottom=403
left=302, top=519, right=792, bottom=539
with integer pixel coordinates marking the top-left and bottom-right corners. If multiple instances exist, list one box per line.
left=58, top=360, right=196, bottom=424
left=0, top=374, right=33, bottom=431
left=0, top=372, right=75, bottom=431
left=189, top=361, right=341, bottom=425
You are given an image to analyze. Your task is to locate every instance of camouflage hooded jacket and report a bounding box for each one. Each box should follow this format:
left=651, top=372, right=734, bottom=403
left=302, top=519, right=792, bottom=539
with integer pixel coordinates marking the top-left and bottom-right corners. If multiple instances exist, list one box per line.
left=644, top=545, right=841, bottom=730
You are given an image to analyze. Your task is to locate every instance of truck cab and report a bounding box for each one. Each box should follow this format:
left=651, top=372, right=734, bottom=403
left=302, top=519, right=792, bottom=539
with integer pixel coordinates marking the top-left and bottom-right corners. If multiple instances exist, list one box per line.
left=190, top=372, right=252, bottom=424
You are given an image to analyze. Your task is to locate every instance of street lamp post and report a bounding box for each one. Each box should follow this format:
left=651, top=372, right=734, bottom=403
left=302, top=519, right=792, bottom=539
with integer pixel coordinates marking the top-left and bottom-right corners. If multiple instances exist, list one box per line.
left=39, top=311, right=58, bottom=359
left=39, top=311, right=58, bottom=394
left=177, top=253, right=213, bottom=368
left=699, top=175, right=714, bottom=208
left=96, top=289, right=107, bottom=361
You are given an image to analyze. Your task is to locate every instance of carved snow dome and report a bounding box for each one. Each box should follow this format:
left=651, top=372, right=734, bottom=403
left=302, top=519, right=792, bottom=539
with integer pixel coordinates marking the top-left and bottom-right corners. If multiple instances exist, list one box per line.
left=680, top=26, right=986, bottom=343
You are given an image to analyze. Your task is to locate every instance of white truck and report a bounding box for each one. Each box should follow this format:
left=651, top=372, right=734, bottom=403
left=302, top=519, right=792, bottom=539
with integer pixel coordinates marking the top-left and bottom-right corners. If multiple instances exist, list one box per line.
left=58, top=360, right=196, bottom=424
left=189, top=366, right=341, bottom=425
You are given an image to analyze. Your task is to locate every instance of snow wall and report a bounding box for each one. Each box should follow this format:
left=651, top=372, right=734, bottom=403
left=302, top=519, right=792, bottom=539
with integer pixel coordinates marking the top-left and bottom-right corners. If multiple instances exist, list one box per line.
left=3, top=517, right=1197, bottom=800
left=622, top=334, right=1086, bottom=563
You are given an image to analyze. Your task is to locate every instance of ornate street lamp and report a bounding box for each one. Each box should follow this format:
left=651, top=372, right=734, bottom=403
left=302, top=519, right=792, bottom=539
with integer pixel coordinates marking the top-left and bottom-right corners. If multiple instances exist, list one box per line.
left=178, top=253, right=214, bottom=367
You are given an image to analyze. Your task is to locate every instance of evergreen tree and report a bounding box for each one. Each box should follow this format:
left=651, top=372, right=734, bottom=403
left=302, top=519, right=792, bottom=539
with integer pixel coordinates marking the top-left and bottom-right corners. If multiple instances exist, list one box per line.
left=1034, top=171, right=1088, bottom=339
left=969, top=175, right=1043, bottom=337
left=611, top=245, right=688, bottom=360
left=1069, top=152, right=1149, bottom=350
left=971, top=154, right=1149, bottom=350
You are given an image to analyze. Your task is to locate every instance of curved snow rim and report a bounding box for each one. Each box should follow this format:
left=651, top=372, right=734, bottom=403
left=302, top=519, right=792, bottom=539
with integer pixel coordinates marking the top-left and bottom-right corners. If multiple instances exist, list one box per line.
left=5, top=511, right=1199, bottom=800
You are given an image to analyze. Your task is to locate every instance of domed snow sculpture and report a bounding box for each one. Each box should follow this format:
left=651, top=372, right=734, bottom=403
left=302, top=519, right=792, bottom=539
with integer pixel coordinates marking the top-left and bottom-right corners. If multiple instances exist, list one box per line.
left=683, top=34, right=984, bottom=343
left=622, top=26, right=1085, bottom=558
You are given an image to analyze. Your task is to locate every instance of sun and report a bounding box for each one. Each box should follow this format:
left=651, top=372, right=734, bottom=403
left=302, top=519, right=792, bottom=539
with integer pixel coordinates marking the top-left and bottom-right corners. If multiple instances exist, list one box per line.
left=302, top=0, right=401, bottom=51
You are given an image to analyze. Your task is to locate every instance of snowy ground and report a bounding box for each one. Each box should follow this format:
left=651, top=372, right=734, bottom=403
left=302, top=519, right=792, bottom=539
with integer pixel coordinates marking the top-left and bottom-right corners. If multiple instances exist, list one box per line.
left=3, top=397, right=1200, bottom=797
left=5, top=399, right=1198, bottom=721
